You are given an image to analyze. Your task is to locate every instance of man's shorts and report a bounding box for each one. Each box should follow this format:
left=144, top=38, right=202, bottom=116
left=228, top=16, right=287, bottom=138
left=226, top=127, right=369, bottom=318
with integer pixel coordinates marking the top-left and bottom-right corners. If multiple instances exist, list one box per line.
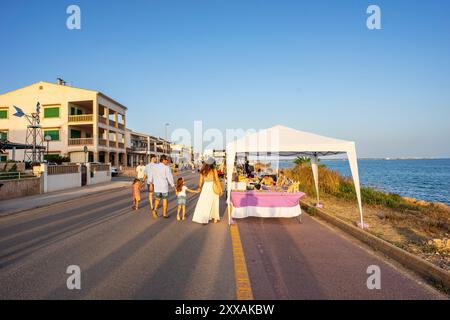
left=154, top=192, right=169, bottom=200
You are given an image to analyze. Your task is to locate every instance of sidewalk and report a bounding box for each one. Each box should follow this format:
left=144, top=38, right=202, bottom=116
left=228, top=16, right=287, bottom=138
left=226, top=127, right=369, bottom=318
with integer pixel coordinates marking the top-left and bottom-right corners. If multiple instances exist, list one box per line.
left=0, top=178, right=131, bottom=217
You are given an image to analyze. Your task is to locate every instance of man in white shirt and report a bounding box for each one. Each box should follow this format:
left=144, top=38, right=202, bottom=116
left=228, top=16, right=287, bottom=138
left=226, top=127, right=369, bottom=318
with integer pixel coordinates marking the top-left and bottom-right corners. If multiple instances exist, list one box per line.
left=143, top=154, right=157, bottom=214
left=150, top=155, right=174, bottom=218
left=136, top=160, right=145, bottom=181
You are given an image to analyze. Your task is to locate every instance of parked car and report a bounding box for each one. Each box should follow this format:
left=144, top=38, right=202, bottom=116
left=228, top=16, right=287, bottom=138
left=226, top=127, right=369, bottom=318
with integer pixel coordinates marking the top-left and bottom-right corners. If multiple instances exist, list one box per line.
left=111, top=166, right=118, bottom=177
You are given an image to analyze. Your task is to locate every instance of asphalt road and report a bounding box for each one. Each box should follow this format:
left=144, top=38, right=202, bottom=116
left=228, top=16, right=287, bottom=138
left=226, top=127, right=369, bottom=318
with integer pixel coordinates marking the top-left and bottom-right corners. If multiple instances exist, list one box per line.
left=0, top=172, right=234, bottom=299
left=0, top=172, right=446, bottom=299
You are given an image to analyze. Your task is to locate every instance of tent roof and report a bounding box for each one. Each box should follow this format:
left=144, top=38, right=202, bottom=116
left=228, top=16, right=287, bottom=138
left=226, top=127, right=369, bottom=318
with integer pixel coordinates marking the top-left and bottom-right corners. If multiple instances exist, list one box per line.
left=226, top=125, right=355, bottom=155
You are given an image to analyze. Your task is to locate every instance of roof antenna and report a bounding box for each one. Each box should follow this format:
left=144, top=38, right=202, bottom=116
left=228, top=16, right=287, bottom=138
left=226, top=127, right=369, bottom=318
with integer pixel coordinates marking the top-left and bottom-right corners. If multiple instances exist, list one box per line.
left=56, top=77, right=67, bottom=86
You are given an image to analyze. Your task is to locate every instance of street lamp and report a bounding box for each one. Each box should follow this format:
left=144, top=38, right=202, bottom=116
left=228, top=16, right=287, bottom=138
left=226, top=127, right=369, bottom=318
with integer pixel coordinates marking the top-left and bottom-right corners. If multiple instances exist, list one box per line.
left=164, top=123, right=170, bottom=154
left=44, top=135, right=52, bottom=160
left=164, top=123, right=170, bottom=142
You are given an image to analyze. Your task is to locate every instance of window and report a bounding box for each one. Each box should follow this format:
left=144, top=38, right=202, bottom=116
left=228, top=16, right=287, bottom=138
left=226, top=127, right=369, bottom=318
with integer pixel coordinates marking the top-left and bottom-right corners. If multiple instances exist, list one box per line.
left=44, top=129, right=60, bottom=141
left=70, top=107, right=83, bottom=115
left=44, top=107, right=60, bottom=118
left=0, top=109, right=8, bottom=119
left=0, top=131, right=7, bottom=140
left=70, top=129, right=82, bottom=139
left=0, top=155, right=7, bottom=162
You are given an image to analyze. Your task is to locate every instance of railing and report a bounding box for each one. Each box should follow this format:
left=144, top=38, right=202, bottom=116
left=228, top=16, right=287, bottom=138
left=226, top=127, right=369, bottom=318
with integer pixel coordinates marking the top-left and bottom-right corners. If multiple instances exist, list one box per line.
left=117, top=142, right=125, bottom=149
left=98, top=139, right=107, bottom=146
left=132, top=147, right=148, bottom=152
left=68, top=114, right=93, bottom=122
left=91, top=164, right=110, bottom=172
left=0, top=172, right=23, bottom=180
left=118, top=123, right=125, bottom=130
left=98, top=116, right=107, bottom=124
left=48, top=165, right=79, bottom=175
left=109, top=141, right=117, bottom=148
left=109, top=120, right=116, bottom=127
left=68, top=138, right=93, bottom=145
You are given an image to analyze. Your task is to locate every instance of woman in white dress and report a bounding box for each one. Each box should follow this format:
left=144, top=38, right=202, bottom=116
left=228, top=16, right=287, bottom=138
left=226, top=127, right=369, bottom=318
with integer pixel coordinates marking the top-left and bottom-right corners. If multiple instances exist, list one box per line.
left=192, top=157, right=223, bottom=224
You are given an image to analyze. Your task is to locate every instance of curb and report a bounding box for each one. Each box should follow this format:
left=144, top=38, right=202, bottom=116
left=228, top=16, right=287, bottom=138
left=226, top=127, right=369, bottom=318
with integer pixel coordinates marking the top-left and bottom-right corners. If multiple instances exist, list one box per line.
left=300, top=202, right=450, bottom=292
left=0, top=185, right=129, bottom=218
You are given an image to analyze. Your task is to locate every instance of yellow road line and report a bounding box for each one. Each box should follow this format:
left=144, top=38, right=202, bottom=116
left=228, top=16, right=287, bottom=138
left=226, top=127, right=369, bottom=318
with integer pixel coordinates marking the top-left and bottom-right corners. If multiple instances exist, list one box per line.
left=230, top=222, right=254, bottom=300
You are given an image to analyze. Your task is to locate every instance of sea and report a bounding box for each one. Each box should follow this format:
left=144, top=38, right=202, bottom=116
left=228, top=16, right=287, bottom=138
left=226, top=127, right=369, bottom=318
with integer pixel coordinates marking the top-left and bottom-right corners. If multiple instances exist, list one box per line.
left=278, top=159, right=450, bottom=205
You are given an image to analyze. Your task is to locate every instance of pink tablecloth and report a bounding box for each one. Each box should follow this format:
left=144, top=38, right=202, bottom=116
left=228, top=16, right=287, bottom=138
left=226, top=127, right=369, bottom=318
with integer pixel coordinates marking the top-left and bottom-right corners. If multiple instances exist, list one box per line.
left=231, top=191, right=306, bottom=208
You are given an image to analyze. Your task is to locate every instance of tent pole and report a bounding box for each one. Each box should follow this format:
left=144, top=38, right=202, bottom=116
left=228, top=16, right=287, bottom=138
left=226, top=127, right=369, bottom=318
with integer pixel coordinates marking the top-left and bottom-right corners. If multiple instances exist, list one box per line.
left=347, top=148, right=364, bottom=229
left=311, top=154, right=321, bottom=207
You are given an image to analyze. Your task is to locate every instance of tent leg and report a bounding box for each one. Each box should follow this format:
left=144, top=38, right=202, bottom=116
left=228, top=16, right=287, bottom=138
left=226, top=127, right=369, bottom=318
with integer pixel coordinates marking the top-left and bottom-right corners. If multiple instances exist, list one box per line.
left=347, top=149, right=365, bottom=230
left=311, top=155, right=322, bottom=208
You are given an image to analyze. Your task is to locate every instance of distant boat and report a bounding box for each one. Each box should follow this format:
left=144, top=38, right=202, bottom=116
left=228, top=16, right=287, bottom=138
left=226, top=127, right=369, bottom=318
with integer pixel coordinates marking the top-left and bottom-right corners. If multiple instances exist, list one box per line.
left=385, top=158, right=391, bottom=160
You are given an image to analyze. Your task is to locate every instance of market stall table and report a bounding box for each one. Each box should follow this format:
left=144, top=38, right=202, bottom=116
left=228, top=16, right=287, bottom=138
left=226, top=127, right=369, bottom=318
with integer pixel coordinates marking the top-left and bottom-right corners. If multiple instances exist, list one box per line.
left=230, top=190, right=306, bottom=219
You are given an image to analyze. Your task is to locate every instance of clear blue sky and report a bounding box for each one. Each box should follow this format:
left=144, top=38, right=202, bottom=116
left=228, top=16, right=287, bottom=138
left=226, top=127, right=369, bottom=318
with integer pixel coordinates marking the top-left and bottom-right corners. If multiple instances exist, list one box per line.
left=1, top=0, right=449, bottom=158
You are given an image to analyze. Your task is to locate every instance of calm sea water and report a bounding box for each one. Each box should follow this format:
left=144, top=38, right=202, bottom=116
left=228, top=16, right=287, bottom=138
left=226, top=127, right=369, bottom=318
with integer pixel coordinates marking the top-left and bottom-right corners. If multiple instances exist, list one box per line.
left=279, top=159, right=450, bottom=205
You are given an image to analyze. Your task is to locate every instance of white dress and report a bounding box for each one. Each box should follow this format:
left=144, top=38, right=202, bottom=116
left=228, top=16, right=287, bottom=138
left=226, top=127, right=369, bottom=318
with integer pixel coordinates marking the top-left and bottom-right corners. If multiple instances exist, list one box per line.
left=192, top=173, right=220, bottom=224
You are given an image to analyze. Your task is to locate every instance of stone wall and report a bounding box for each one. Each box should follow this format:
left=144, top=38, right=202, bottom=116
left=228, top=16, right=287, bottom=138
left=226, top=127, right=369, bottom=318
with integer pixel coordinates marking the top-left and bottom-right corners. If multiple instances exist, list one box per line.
left=0, top=177, right=42, bottom=200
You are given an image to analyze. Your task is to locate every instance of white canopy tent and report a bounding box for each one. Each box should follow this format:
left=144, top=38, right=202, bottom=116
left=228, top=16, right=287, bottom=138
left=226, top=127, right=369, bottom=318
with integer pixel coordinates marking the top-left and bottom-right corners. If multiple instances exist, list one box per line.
left=226, top=125, right=364, bottom=228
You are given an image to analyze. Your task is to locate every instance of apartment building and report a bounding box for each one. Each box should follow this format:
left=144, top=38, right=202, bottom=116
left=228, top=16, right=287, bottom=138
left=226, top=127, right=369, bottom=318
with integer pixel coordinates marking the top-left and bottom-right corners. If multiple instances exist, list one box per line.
left=0, top=81, right=127, bottom=165
left=171, top=144, right=193, bottom=167
left=125, top=129, right=172, bottom=166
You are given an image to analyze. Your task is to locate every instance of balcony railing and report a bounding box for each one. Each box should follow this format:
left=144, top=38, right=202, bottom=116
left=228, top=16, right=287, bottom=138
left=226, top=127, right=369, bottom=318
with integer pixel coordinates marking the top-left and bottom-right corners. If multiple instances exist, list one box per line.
left=109, top=120, right=116, bottom=127
left=118, top=123, right=125, bottom=130
left=109, top=141, right=117, bottom=148
left=98, top=139, right=107, bottom=146
left=99, top=116, right=107, bottom=125
left=118, top=142, right=125, bottom=149
left=68, top=138, right=93, bottom=146
left=68, top=114, right=93, bottom=122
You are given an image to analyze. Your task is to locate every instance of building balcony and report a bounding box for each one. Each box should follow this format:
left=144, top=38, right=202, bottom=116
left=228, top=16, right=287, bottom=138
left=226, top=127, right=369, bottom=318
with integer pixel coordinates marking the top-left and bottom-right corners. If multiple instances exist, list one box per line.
left=109, top=141, right=117, bottom=148
left=118, top=123, right=125, bottom=130
left=130, top=147, right=148, bottom=153
left=68, top=114, right=93, bottom=123
left=99, top=138, right=107, bottom=146
left=118, top=142, right=125, bottom=149
left=68, top=138, right=93, bottom=146
left=109, top=119, right=116, bottom=127
left=98, top=116, right=107, bottom=125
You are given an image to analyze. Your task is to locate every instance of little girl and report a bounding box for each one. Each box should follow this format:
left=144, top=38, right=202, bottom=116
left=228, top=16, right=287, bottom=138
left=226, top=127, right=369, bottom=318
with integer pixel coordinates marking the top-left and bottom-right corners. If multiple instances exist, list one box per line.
left=132, top=178, right=141, bottom=210
left=175, top=177, right=198, bottom=221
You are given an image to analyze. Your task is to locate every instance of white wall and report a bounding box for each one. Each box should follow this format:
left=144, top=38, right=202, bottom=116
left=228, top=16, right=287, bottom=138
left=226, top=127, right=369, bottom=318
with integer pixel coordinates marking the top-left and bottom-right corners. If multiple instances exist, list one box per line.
left=47, top=172, right=81, bottom=192
left=86, top=163, right=111, bottom=185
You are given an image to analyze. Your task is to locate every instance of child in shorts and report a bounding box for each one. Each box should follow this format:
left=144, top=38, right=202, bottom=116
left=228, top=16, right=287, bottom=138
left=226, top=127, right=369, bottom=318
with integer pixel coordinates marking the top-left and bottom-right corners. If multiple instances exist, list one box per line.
left=132, top=178, right=141, bottom=211
left=175, top=177, right=198, bottom=221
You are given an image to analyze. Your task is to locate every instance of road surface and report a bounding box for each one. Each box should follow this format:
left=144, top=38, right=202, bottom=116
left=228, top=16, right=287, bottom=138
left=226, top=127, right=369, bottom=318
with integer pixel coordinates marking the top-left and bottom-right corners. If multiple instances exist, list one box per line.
left=0, top=172, right=445, bottom=299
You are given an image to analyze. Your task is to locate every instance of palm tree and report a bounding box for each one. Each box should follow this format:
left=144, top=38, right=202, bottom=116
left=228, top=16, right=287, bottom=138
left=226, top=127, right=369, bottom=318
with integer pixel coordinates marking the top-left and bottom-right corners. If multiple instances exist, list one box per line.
left=293, top=156, right=311, bottom=166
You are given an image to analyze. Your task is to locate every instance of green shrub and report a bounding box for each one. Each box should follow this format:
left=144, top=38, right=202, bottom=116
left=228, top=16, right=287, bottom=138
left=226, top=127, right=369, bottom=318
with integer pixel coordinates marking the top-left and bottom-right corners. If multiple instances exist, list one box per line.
left=286, top=163, right=340, bottom=195
left=286, top=163, right=421, bottom=212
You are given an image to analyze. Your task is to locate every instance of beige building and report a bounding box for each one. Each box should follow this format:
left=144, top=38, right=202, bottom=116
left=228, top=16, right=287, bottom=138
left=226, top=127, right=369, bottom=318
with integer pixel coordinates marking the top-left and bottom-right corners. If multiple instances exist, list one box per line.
left=0, top=80, right=127, bottom=165
left=125, top=129, right=172, bottom=167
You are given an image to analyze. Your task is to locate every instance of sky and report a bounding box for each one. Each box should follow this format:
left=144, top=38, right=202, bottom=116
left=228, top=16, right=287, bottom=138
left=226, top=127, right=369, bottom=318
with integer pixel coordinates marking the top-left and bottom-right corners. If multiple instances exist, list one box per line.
left=1, top=0, right=449, bottom=158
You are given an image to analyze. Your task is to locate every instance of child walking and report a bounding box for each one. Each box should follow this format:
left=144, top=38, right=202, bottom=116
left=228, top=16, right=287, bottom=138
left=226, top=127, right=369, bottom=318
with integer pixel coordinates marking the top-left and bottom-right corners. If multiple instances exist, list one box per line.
left=132, top=178, right=141, bottom=210
left=175, top=177, right=198, bottom=221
